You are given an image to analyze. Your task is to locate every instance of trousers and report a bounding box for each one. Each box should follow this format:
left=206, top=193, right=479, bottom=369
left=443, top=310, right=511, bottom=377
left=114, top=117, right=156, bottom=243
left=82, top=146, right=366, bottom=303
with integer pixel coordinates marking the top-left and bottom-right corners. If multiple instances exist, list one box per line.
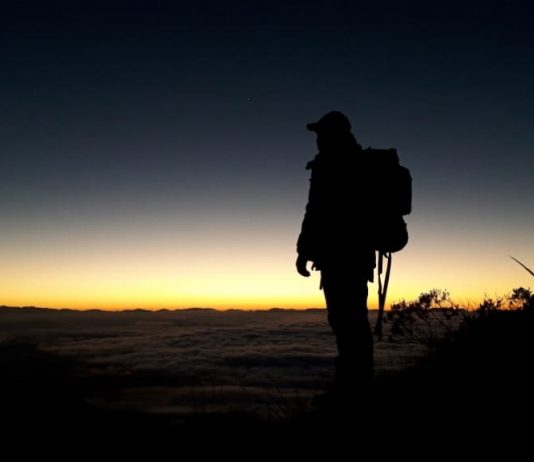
left=320, top=265, right=374, bottom=385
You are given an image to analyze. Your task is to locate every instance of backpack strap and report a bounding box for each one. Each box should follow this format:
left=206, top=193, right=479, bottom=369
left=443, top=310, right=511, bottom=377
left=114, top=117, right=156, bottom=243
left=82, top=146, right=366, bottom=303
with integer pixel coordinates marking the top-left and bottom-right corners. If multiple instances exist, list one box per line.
left=374, top=251, right=392, bottom=341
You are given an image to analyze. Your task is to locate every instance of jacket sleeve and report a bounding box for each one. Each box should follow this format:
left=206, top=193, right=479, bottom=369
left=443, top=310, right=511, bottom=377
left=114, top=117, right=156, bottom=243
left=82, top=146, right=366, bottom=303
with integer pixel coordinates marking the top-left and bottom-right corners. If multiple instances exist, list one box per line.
left=296, top=160, right=318, bottom=260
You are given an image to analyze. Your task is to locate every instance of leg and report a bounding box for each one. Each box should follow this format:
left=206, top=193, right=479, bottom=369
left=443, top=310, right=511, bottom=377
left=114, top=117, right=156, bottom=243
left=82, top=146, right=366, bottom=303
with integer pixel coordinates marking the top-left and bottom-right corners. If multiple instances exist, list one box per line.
left=321, top=266, right=374, bottom=387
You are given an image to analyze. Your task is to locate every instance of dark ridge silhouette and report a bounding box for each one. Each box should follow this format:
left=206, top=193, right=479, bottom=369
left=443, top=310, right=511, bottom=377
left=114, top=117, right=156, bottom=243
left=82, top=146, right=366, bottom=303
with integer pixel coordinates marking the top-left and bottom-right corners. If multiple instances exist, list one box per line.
left=0, top=305, right=325, bottom=314
left=181, top=307, right=218, bottom=311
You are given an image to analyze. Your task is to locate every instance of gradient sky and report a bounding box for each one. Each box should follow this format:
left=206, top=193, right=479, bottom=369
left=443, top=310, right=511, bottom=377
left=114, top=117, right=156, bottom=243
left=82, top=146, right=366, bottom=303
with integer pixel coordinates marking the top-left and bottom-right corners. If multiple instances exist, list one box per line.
left=1, top=0, right=533, bottom=309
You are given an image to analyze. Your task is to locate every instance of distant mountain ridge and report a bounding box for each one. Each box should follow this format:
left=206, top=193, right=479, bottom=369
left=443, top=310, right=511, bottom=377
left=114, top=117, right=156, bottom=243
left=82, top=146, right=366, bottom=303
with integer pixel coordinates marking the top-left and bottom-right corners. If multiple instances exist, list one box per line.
left=0, top=305, right=325, bottom=314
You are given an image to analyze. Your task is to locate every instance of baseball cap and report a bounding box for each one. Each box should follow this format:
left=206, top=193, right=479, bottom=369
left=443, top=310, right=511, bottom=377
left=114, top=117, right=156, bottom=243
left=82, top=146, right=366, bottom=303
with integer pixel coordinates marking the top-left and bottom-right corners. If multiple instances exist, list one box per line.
left=306, top=111, right=352, bottom=134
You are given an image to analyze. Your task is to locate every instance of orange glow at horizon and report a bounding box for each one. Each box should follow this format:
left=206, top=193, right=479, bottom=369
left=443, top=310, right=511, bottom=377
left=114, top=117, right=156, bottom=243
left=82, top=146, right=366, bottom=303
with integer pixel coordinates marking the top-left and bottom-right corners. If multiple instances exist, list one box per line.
left=1, top=242, right=531, bottom=311
left=1, top=213, right=532, bottom=311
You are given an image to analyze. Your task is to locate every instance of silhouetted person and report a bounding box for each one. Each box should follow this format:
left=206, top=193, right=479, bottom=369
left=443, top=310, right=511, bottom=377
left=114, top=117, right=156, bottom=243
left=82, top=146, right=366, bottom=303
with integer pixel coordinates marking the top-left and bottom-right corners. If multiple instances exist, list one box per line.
left=296, top=111, right=375, bottom=396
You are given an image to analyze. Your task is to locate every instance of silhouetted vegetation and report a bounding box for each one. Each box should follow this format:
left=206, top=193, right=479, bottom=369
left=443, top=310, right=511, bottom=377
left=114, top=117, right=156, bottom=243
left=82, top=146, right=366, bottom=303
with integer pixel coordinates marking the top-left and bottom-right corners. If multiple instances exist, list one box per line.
left=385, top=287, right=533, bottom=345
left=384, top=289, right=462, bottom=344
left=420, top=294, right=533, bottom=398
left=510, top=256, right=534, bottom=278
left=380, top=287, right=534, bottom=405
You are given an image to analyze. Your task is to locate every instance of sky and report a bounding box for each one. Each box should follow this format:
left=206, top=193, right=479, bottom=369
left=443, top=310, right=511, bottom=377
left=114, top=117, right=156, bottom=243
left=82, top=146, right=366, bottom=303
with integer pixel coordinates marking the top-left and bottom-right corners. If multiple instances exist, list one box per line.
left=1, top=0, right=533, bottom=309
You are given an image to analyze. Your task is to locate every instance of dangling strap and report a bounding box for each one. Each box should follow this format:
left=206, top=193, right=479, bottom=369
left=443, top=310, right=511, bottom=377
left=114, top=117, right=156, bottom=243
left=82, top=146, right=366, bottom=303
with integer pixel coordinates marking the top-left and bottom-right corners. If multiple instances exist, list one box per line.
left=374, top=251, right=392, bottom=341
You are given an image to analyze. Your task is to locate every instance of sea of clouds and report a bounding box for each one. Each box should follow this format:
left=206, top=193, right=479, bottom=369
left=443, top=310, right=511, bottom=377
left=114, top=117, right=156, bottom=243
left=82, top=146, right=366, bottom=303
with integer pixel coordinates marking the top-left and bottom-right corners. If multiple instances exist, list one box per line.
left=0, top=308, right=425, bottom=415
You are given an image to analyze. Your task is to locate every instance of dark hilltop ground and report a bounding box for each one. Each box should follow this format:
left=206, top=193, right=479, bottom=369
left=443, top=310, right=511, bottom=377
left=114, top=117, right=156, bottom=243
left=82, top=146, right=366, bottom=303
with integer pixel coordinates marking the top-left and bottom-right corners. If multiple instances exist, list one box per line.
left=1, top=292, right=533, bottom=455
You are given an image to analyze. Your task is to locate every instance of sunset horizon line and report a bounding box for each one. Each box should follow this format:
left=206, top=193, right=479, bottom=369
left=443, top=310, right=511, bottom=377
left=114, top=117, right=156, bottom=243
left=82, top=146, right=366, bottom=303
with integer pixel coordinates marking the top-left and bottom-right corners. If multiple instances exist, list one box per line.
left=0, top=299, right=498, bottom=313
left=2, top=287, right=525, bottom=312
left=0, top=304, right=328, bottom=313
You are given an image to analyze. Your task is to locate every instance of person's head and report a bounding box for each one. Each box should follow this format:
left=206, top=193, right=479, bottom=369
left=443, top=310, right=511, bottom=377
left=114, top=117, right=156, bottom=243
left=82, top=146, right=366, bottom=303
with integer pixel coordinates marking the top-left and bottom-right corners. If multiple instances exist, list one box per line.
left=307, top=111, right=351, bottom=136
left=307, top=111, right=359, bottom=152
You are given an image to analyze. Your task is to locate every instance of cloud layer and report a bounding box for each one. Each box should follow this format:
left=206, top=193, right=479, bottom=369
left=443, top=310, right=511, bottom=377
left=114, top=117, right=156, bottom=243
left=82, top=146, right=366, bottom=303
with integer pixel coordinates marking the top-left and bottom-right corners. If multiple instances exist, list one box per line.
left=0, top=309, right=425, bottom=414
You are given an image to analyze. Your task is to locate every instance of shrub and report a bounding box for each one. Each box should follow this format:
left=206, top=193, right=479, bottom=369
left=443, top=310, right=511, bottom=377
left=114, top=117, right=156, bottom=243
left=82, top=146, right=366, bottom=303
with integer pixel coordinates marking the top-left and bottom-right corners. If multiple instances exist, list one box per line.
left=384, top=289, right=462, bottom=345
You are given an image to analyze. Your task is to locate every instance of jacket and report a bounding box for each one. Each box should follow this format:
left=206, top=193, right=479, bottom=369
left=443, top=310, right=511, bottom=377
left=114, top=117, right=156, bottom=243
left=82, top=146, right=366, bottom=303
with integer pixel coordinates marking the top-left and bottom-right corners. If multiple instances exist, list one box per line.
left=296, top=146, right=375, bottom=279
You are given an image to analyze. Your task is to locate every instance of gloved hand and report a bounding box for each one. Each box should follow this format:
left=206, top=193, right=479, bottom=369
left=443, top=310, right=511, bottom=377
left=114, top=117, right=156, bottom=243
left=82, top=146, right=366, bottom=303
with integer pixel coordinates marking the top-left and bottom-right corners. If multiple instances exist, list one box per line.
left=296, top=255, right=311, bottom=277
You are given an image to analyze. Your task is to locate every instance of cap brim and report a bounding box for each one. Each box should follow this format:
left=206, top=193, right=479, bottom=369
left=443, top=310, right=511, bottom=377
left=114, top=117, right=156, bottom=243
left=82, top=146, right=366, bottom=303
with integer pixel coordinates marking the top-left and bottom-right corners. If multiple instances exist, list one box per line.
left=306, top=122, right=320, bottom=132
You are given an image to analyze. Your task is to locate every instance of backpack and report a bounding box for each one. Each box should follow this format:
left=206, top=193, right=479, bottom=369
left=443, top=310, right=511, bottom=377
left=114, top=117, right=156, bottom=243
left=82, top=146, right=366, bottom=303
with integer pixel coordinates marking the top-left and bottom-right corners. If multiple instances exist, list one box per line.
left=363, top=147, right=412, bottom=340
left=363, top=147, right=412, bottom=252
